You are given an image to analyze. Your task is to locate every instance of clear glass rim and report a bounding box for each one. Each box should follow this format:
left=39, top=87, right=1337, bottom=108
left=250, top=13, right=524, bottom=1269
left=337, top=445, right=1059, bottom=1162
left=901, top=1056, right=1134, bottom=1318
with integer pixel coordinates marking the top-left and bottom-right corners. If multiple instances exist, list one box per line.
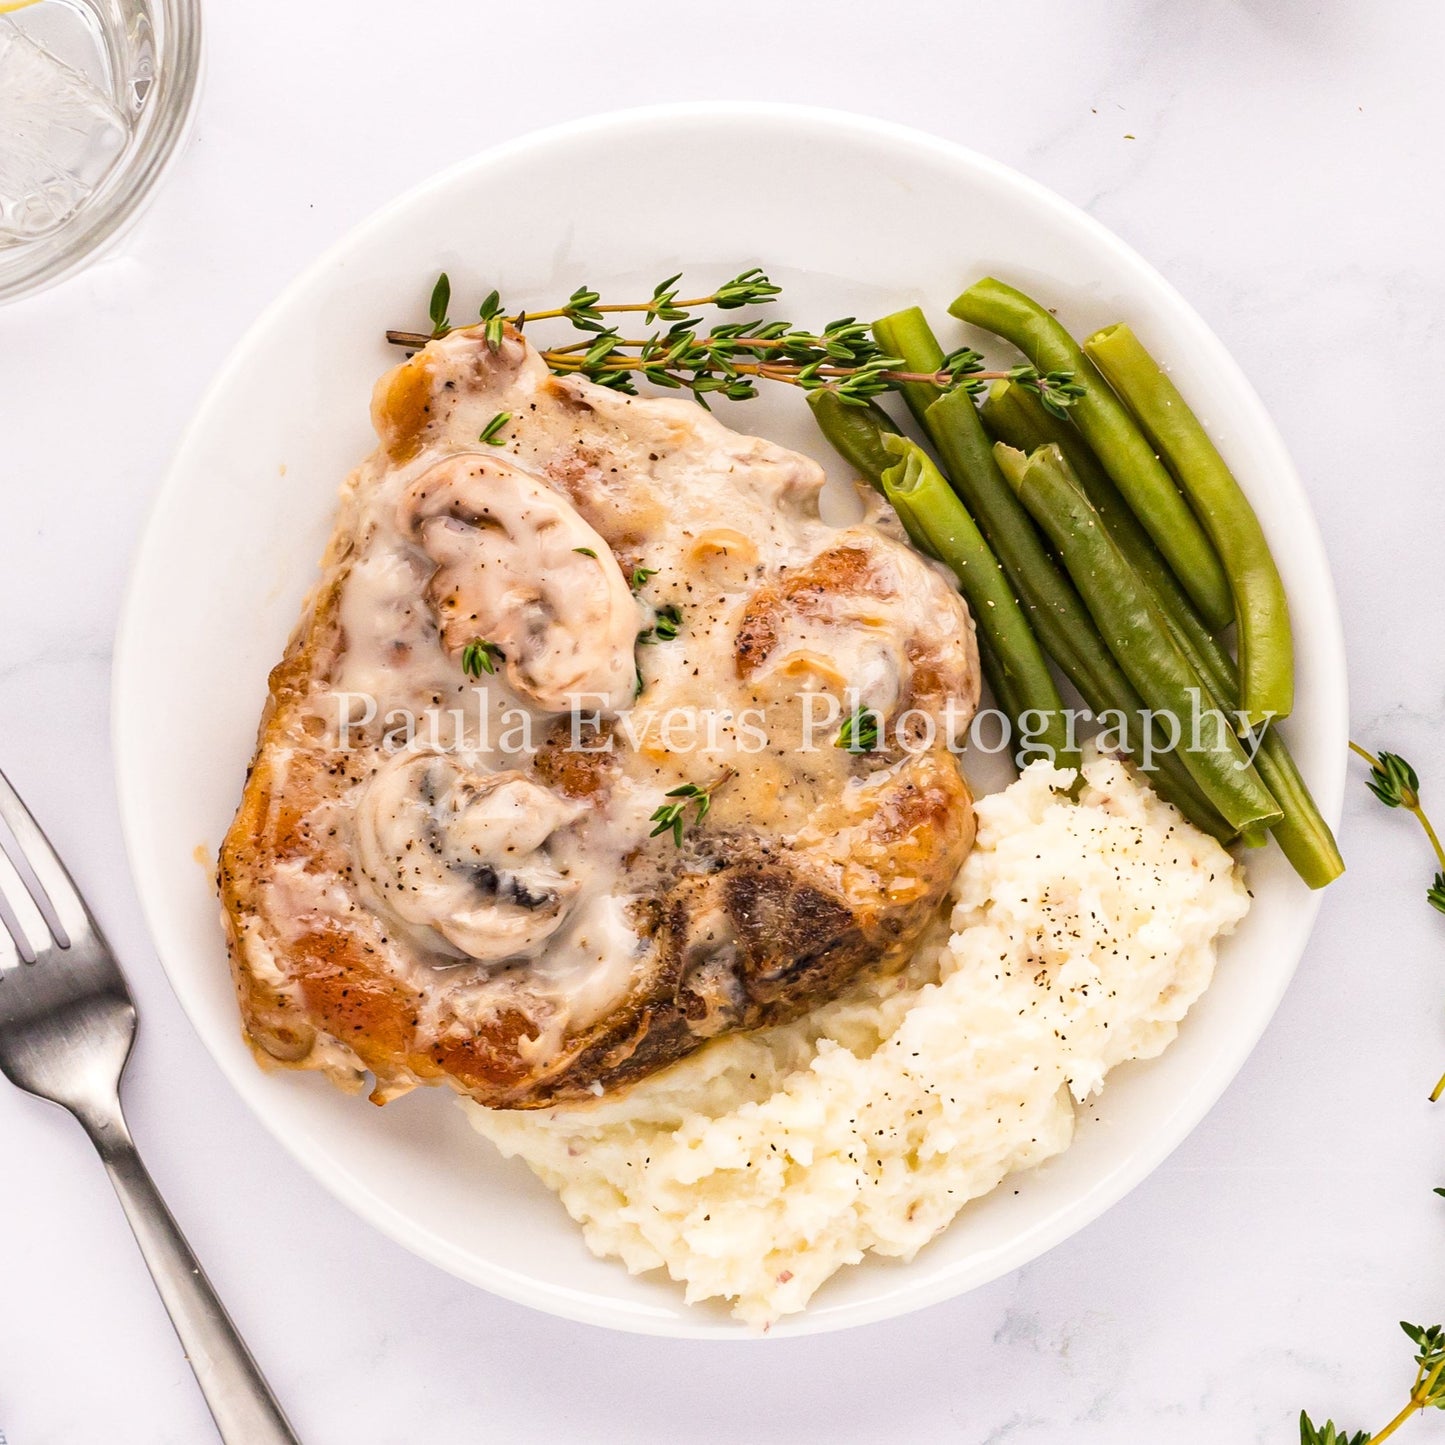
left=0, top=0, right=204, bottom=304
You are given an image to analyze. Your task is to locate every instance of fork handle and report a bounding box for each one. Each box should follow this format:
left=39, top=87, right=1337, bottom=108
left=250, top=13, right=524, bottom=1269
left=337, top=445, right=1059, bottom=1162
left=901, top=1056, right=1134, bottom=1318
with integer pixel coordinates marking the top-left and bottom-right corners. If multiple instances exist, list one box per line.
left=76, top=1099, right=301, bottom=1444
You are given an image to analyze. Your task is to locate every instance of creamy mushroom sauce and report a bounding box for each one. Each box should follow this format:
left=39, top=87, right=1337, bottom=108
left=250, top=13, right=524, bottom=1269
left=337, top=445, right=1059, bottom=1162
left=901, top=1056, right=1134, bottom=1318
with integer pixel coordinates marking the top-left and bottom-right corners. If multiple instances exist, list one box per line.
left=240, top=326, right=978, bottom=1089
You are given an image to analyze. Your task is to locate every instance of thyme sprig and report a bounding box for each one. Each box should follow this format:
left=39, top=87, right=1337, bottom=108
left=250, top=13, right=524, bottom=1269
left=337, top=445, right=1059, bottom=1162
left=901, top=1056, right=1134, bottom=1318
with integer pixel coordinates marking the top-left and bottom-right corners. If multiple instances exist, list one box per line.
left=460, top=638, right=504, bottom=678
left=648, top=768, right=736, bottom=846
left=388, top=271, right=1081, bottom=414
left=1299, top=754, right=1445, bottom=1439
left=1351, top=742, right=1445, bottom=1099
left=1353, top=745, right=1445, bottom=913
left=1301, top=1318, right=1445, bottom=1443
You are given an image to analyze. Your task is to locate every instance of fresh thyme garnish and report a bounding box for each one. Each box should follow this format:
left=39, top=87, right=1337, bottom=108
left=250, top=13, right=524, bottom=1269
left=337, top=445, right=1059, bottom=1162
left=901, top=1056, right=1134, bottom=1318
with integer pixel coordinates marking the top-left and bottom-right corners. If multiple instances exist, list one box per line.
left=388, top=270, right=1080, bottom=413
left=1302, top=1316, right=1445, bottom=1443
left=1354, top=746, right=1445, bottom=915
left=573, top=546, right=598, bottom=559
left=479, top=411, right=511, bottom=445
left=631, top=566, right=657, bottom=590
left=639, top=604, right=682, bottom=644
left=1300, top=760, right=1445, bottom=1440
left=648, top=768, right=736, bottom=847
left=1351, top=742, right=1445, bottom=1099
left=428, top=272, right=451, bottom=338
left=460, top=638, right=504, bottom=678
left=1354, top=744, right=1445, bottom=917
left=836, top=705, right=882, bottom=753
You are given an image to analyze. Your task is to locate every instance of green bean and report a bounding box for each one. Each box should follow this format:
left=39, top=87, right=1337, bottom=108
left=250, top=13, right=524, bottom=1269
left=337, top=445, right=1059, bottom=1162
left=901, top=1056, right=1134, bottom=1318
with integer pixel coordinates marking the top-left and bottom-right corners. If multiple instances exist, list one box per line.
left=1250, top=734, right=1344, bottom=885
left=929, top=388, right=1234, bottom=836
left=985, top=379, right=1340, bottom=885
left=983, top=378, right=1237, bottom=692
left=1135, top=734, right=1235, bottom=841
left=923, top=387, right=1095, bottom=685
left=949, top=278, right=1234, bottom=630
left=1000, top=442, right=1282, bottom=835
left=979, top=650, right=1026, bottom=738
left=879, top=434, right=1079, bottom=773
left=982, top=380, right=1201, bottom=634
left=1084, top=322, right=1294, bottom=727
left=872, top=307, right=946, bottom=425
left=875, top=310, right=1100, bottom=689
left=809, top=389, right=1063, bottom=769
left=805, top=390, right=902, bottom=490
left=983, top=376, right=1247, bottom=697
left=866, top=312, right=1230, bottom=836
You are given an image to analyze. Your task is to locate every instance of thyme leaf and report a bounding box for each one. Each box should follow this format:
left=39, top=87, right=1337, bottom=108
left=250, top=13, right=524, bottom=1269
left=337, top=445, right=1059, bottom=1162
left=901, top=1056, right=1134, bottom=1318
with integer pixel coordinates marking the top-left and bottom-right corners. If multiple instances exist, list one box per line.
left=648, top=768, right=736, bottom=847
left=1298, top=1416, right=1370, bottom=1445
left=836, top=705, right=882, bottom=753
left=428, top=272, right=451, bottom=338
left=479, top=411, right=511, bottom=445
left=638, top=604, right=682, bottom=644
left=653, top=604, right=681, bottom=642
left=460, top=638, right=503, bottom=678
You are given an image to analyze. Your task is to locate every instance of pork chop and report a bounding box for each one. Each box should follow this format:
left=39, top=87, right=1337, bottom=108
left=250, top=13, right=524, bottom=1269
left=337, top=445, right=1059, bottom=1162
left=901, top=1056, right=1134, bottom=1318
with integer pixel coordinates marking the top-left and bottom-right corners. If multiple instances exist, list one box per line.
left=218, top=325, right=981, bottom=1108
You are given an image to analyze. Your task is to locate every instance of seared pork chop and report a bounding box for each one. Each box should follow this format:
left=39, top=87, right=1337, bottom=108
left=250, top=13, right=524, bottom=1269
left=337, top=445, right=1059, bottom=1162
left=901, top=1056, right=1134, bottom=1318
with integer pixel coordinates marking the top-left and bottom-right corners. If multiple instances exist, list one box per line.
left=219, top=326, right=981, bottom=1108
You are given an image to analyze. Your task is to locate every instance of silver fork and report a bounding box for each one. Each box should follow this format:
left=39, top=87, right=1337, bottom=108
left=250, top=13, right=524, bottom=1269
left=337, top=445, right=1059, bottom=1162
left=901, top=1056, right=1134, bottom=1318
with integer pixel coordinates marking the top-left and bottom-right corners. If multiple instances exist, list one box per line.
left=0, top=768, right=299, bottom=1444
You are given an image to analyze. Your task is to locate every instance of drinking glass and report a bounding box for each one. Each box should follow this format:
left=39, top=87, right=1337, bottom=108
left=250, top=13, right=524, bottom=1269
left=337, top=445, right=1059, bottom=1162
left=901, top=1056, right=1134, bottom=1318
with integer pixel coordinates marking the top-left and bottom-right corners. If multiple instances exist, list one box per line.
left=0, top=0, right=201, bottom=302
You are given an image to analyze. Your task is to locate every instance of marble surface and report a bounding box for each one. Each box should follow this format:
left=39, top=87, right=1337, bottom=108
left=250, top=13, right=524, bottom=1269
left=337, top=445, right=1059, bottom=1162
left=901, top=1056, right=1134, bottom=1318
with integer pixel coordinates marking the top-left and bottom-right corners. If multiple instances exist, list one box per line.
left=2, top=1, right=1443, bottom=1441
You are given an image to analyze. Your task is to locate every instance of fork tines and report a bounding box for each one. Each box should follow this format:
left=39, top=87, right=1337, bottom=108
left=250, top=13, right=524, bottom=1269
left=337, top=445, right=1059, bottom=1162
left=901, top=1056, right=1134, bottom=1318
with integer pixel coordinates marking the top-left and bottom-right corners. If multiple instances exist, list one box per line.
left=0, top=769, right=91, bottom=974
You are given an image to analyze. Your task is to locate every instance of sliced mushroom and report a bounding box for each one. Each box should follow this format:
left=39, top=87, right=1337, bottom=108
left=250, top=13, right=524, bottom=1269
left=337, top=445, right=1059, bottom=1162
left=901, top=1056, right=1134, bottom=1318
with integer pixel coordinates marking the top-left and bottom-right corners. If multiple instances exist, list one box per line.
left=356, top=753, right=586, bottom=963
left=399, top=453, right=641, bottom=714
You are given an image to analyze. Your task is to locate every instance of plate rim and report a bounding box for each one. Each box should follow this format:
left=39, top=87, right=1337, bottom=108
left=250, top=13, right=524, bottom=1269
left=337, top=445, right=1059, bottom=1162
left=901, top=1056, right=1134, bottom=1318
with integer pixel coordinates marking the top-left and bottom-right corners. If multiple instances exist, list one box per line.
left=112, top=100, right=1349, bottom=1338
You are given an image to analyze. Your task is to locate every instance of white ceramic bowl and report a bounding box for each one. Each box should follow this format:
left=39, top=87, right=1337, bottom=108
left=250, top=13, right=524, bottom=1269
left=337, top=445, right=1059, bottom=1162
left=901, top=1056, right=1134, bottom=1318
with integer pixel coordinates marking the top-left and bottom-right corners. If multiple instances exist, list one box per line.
left=113, top=104, right=1347, bottom=1337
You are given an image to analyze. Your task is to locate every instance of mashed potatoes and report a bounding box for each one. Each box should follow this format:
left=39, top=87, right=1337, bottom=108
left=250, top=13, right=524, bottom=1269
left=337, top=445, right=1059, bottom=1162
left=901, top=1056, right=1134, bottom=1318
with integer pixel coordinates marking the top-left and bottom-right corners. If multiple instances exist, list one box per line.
left=465, top=755, right=1250, bottom=1327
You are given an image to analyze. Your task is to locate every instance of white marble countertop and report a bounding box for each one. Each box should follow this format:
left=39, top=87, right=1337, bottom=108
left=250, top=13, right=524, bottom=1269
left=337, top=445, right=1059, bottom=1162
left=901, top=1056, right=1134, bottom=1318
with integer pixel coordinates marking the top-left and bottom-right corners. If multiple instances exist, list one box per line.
left=3, top=2, right=1443, bottom=1441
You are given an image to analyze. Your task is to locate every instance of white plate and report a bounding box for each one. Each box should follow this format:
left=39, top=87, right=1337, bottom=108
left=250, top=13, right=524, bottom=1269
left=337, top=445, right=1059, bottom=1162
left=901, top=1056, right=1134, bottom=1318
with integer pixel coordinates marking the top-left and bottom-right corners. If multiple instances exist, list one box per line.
left=113, top=104, right=1347, bottom=1337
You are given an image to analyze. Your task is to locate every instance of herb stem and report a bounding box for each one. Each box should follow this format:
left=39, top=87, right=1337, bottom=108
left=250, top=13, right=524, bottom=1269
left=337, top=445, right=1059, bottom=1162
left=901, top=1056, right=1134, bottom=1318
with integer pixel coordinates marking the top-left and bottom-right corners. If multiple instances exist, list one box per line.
left=386, top=326, right=1039, bottom=398
left=1370, top=1349, right=1445, bottom=1442
left=1351, top=741, right=1445, bottom=872
left=1421, top=811, right=1445, bottom=875
left=1416, top=808, right=1445, bottom=874
left=535, top=349, right=1022, bottom=391
left=1372, top=1399, right=1420, bottom=1443
left=513, top=293, right=747, bottom=323
left=387, top=328, right=450, bottom=348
